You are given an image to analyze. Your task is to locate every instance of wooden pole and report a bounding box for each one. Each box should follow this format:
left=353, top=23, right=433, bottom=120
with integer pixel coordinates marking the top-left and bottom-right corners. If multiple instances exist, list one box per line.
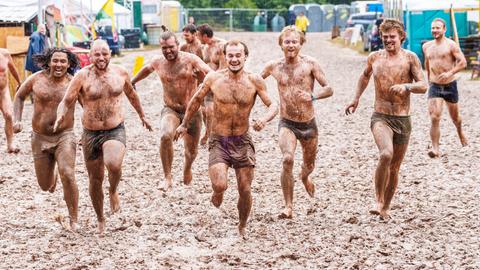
left=450, top=5, right=459, bottom=45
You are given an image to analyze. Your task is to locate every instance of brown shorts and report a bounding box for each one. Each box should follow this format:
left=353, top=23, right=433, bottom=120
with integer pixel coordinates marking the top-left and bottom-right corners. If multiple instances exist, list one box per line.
left=31, top=129, right=76, bottom=160
left=82, top=122, right=126, bottom=161
left=370, top=112, right=411, bottom=145
left=208, top=133, right=255, bottom=168
left=278, top=117, right=318, bottom=140
left=161, top=106, right=202, bottom=136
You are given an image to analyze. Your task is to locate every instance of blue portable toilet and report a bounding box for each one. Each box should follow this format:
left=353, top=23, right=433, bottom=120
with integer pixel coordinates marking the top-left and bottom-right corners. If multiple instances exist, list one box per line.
left=320, top=5, right=336, bottom=32
left=306, top=4, right=322, bottom=32
left=288, top=4, right=307, bottom=25
left=271, top=13, right=286, bottom=32
left=335, top=5, right=350, bottom=30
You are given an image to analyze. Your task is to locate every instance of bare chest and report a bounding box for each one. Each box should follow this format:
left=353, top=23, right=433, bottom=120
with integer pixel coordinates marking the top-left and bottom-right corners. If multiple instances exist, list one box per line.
left=204, top=46, right=220, bottom=64
left=373, top=59, right=411, bottom=82
left=212, top=79, right=256, bottom=106
left=273, top=64, right=313, bottom=86
left=426, top=45, right=452, bottom=62
left=33, top=79, right=68, bottom=103
left=157, top=62, right=194, bottom=83
left=82, top=74, right=124, bottom=100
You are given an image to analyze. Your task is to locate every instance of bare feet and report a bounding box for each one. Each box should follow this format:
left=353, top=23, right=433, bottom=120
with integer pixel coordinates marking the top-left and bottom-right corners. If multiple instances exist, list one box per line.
left=109, top=192, right=121, bottom=214
left=238, top=224, right=247, bottom=240
left=459, top=133, right=468, bottom=147
left=7, top=146, right=20, bottom=154
left=160, top=176, right=173, bottom=192
left=428, top=149, right=440, bottom=158
left=211, top=192, right=223, bottom=208
left=183, top=170, right=192, bottom=185
left=98, top=220, right=105, bottom=234
left=278, top=207, right=293, bottom=219
left=300, top=173, right=315, bottom=198
left=379, top=209, right=391, bottom=220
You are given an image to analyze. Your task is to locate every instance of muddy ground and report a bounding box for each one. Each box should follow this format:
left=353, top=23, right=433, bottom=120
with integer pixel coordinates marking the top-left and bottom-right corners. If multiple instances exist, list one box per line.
left=0, top=32, right=478, bottom=269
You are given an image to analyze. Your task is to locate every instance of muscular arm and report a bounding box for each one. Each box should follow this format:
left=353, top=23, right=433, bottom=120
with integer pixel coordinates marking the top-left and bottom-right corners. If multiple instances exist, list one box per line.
left=6, top=52, right=21, bottom=85
left=260, top=61, right=274, bottom=79
left=123, top=72, right=147, bottom=119
left=182, top=74, right=213, bottom=126
left=55, top=71, right=83, bottom=130
left=254, top=75, right=278, bottom=123
left=404, top=53, right=428, bottom=94
left=311, top=60, right=333, bottom=99
left=130, top=63, right=155, bottom=86
left=13, top=76, right=34, bottom=123
left=422, top=43, right=431, bottom=80
left=354, top=54, right=374, bottom=101
left=450, top=43, right=467, bottom=74
left=192, top=54, right=213, bottom=75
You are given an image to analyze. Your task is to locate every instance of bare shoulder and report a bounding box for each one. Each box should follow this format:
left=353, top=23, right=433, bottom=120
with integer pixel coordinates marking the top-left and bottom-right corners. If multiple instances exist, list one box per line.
left=422, top=40, right=434, bottom=50
left=367, top=50, right=382, bottom=62
left=179, top=43, right=188, bottom=51
left=403, top=49, right=420, bottom=62
left=204, top=69, right=223, bottom=83
left=301, top=54, right=318, bottom=64
left=110, top=64, right=128, bottom=76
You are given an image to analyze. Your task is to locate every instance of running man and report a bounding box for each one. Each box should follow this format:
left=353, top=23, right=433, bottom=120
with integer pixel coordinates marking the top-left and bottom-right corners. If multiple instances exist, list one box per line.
left=423, top=18, right=468, bottom=158
left=0, top=48, right=22, bottom=153
left=180, top=24, right=203, bottom=59
left=54, top=40, right=152, bottom=233
left=13, top=48, right=80, bottom=230
left=131, top=31, right=212, bottom=191
left=345, top=19, right=428, bottom=219
left=261, top=26, right=333, bottom=219
left=196, top=24, right=227, bottom=145
left=175, top=40, right=278, bottom=237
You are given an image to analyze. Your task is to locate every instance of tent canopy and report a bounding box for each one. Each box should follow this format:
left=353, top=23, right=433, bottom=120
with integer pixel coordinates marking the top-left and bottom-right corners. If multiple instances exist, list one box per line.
left=403, top=0, right=479, bottom=11
left=64, top=0, right=131, bottom=16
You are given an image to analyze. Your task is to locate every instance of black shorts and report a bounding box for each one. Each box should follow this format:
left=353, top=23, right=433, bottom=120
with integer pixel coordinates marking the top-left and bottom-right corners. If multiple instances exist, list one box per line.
left=82, top=123, right=126, bottom=161
left=428, top=81, right=458, bottom=103
left=278, top=118, right=318, bottom=140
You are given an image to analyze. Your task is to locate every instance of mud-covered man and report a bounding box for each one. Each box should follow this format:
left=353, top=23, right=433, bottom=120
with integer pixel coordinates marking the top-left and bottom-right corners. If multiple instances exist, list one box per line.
left=131, top=31, right=212, bottom=191
left=13, top=48, right=80, bottom=230
left=180, top=24, right=203, bottom=59
left=261, top=26, right=333, bottom=219
left=196, top=24, right=227, bottom=145
left=0, top=48, right=21, bottom=153
left=54, top=40, right=152, bottom=233
left=345, top=19, right=428, bottom=219
left=175, top=40, right=278, bottom=237
left=423, top=18, right=468, bottom=158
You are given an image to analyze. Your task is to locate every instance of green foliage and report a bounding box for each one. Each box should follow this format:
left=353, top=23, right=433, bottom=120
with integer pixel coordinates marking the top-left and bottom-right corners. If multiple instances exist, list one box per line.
left=178, top=0, right=353, bottom=9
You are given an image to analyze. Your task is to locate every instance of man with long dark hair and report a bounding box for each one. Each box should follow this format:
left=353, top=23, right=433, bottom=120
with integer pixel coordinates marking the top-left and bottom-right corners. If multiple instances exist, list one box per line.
left=13, top=47, right=80, bottom=230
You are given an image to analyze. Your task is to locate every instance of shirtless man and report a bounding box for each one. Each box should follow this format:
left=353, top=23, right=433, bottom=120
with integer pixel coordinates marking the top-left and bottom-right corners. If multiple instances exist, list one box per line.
left=0, top=48, right=21, bottom=153
left=197, top=24, right=227, bottom=145
left=131, top=31, right=212, bottom=191
left=54, top=40, right=152, bottom=233
left=261, top=26, right=333, bottom=219
left=180, top=24, right=203, bottom=59
left=423, top=18, right=468, bottom=158
left=174, top=40, right=278, bottom=237
left=345, top=19, right=428, bottom=219
left=13, top=48, right=80, bottom=230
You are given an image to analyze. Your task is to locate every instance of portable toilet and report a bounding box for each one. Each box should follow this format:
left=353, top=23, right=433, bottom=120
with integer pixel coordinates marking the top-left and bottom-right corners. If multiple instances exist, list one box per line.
left=288, top=4, right=307, bottom=25
left=395, top=0, right=476, bottom=62
left=305, top=4, right=322, bottom=32
left=320, top=5, right=335, bottom=32
left=160, top=1, right=182, bottom=32
left=335, top=4, right=350, bottom=30
left=271, top=13, right=286, bottom=32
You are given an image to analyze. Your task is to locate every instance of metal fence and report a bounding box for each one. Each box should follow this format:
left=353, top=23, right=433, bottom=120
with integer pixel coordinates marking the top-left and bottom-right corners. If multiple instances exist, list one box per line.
left=185, top=8, right=289, bottom=32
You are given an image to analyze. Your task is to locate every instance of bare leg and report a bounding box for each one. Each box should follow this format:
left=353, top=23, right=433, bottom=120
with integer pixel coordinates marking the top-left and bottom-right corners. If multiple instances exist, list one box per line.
left=278, top=128, right=297, bottom=219
left=33, top=155, right=56, bottom=192
left=1, top=89, right=19, bottom=153
left=55, top=138, right=79, bottom=230
left=370, top=122, right=394, bottom=216
left=85, top=157, right=106, bottom=234
left=382, top=143, right=408, bottom=219
left=102, top=140, right=125, bottom=215
left=428, top=98, right=444, bottom=158
left=159, top=113, right=181, bottom=191
left=446, top=102, right=468, bottom=147
left=208, top=163, right=228, bottom=207
left=235, top=166, right=254, bottom=238
left=299, top=136, right=318, bottom=198
left=182, top=118, right=201, bottom=185
left=200, top=102, right=213, bottom=145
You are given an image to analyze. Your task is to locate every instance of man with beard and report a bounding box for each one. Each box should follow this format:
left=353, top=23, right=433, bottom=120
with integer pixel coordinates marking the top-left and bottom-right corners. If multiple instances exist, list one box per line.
left=0, top=48, right=21, bottom=153
left=423, top=18, right=467, bottom=158
left=13, top=48, right=80, bottom=230
left=54, top=40, right=152, bottom=233
left=175, top=40, right=278, bottom=238
left=196, top=24, right=227, bottom=145
left=261, top=26, right=333, bottom=219
left=345, top=19, right=428, bottom=219
left=131, top=31, right=212, bottom=191
left=180, top=24, right=203, bottom=59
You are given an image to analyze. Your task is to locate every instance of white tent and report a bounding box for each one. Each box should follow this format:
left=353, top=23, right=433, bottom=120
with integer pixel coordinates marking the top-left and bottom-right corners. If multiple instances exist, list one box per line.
left=63, top=0, right=132, bottom=30
left=401, top=0, right=479, bottom=10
